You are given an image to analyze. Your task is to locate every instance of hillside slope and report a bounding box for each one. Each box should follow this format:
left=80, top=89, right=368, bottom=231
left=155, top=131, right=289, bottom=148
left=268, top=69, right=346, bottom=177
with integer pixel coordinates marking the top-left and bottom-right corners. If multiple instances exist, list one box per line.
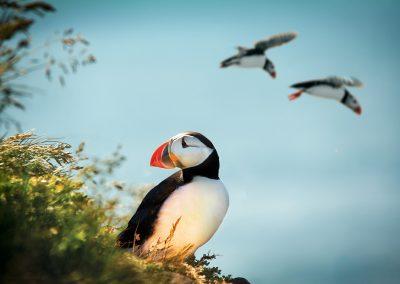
left=0, top=133, right=236, bottom=283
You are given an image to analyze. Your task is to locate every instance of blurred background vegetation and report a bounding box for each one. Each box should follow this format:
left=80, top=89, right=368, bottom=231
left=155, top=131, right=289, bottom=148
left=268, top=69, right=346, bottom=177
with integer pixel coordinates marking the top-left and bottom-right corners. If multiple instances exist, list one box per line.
left=0, top=1, right=234, bottom=283
left=0, top=132, right=231, bottom=283
left=0, top=0, right=95, bottom=130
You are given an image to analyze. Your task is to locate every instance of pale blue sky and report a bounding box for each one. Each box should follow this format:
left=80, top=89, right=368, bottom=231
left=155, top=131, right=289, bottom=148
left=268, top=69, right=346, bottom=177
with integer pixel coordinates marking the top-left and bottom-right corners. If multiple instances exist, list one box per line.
left=13, top=0, right=400, bottom=283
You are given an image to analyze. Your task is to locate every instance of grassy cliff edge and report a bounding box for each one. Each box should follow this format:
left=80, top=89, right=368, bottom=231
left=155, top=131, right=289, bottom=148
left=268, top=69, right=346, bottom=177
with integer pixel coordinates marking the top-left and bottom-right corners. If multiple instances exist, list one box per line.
left=0, top=133, right=236, bottom=283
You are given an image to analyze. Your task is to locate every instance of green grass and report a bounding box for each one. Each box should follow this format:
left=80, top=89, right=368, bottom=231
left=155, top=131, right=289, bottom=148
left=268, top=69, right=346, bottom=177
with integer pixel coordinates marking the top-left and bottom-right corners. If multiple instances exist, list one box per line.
left=0, top=133, right=232, bottom=283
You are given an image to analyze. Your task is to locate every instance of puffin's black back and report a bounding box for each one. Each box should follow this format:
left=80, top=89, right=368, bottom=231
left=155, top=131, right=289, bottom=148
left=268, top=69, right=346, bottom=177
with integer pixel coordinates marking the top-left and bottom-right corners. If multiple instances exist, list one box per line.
left=291, top=80, right=337, bottom=89
left=117, top=132, right=220, bottom=248
left=117, top=171, right=184, bottom=248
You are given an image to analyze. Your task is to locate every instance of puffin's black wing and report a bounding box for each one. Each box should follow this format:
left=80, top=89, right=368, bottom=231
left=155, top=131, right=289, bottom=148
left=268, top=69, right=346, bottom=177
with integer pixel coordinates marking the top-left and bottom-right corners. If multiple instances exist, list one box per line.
left=117, top=171, right=184, bottom=248
left=290, top=79, right=336, bottom=89
left=291, top=76, right=363, bottom=90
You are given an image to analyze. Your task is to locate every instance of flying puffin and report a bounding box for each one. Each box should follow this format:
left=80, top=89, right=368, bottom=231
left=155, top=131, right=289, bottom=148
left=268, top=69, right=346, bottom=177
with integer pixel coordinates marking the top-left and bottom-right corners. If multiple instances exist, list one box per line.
left=289, top=76, right=363, bottom=115
left=220, top=32, right=297, bottom=78
left=117, top=132, right=229, bottom=259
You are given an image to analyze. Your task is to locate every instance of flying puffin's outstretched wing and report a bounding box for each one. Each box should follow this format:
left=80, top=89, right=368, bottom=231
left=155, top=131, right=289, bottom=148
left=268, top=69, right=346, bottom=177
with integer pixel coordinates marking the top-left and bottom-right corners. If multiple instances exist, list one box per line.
left=254, top=32, right=297, bottom=51
left=290, top=79, right=331, bottom=89
left=291, top=76, right=363, bottom=89
left=325, top=76, right=363, bottom=88
left=117, top=171, right=184, bottom=248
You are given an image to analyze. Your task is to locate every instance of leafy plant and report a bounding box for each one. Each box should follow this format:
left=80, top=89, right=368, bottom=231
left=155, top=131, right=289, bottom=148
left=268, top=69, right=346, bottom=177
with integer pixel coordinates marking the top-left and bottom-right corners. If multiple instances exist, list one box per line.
left=0, top=0, right=96, bottom=130
left=187, top=253, right=232, bottom=283
left=0, top=132, right=235, bottom=283
left=0, top=132, right=169, bottom=283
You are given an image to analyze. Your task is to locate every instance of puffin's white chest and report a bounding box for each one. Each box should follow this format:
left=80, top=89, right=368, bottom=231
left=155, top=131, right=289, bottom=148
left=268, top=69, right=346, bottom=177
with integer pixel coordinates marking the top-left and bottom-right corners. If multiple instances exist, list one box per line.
left=142, top=176, right=229, bottom=256
left=238, top=55, right=265, bottom=68
left=306, top=85, right=345, bottom=101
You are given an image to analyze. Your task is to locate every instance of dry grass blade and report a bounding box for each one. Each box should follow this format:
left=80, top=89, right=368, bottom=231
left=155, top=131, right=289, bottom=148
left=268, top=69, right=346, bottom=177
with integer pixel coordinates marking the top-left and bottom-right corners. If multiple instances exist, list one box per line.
left=0, top=132, right=74, bottom=176
left=166, top=217, right=181, bottom=245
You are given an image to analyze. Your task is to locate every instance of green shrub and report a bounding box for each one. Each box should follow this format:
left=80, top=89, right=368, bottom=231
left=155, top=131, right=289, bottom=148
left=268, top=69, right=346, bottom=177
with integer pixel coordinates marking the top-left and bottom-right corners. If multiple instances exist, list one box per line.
left=0, top=133, right=232, bottom=283
left=0, top=133, right=172, bottom=283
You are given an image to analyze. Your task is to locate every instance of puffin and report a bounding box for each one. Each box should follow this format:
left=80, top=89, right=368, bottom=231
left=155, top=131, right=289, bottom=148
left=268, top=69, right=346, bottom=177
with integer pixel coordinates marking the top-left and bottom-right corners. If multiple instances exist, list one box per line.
left=117, top=132, right=229, bottom=260
left=289, top=76, right=363, bottom=115
left=220, top=32, right=297, bottom=78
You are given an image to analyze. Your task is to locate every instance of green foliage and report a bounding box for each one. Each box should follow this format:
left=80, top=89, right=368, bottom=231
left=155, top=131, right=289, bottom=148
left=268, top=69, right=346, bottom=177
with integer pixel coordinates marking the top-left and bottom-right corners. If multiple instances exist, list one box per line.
left=0, top=133, right=172, bottom=283
left=0, top=133, right=234, bottom=283
left=0, top=132, right=74, bottom=177
left=187, top=253, right=232, bottom=283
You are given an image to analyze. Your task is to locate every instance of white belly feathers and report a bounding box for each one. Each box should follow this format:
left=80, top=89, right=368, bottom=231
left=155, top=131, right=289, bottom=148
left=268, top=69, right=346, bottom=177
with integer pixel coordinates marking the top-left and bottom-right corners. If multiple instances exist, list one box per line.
left=238, top=55, right=265, bottom=68
left=142, top=176, right=229, bottom=257
left=307, top=85, right=345, bottom=100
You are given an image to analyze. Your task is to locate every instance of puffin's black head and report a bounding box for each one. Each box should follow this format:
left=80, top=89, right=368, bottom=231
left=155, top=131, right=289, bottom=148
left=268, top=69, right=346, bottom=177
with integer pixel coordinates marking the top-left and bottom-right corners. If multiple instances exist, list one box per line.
left=341, top=90, right=362, bottom=115
left=263, top=58, right=276, bottom=79
left=150, top=131, right=219, bottom=179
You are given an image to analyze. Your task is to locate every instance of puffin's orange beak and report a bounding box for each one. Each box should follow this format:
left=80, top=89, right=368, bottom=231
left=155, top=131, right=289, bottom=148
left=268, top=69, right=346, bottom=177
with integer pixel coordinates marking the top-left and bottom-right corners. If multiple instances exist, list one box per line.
left=355, top=106, right=362, bottom=115
left=150, top=141, right=175, bottom=169
left=271, top=71, right=276, bottom=79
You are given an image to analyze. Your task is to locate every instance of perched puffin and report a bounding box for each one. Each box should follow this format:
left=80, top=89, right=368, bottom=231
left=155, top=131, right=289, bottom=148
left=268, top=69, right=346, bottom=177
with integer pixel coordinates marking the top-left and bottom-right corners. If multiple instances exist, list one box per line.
left=220, top=32, right=297, bottom=78
left=117, top=132, right=229, bottom=259
left=289, top=76, right=363, bottom=115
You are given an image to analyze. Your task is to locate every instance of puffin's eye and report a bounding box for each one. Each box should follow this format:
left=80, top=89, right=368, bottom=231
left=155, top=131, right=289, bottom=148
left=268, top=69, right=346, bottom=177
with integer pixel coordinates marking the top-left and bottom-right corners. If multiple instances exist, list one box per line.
left=181, top=138, right=188, bottom=148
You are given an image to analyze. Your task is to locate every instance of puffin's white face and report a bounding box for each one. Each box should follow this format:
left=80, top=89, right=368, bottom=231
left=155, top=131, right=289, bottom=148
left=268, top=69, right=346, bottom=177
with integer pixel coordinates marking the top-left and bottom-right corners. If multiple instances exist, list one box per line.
left=150, top=133, right=214, bottom=169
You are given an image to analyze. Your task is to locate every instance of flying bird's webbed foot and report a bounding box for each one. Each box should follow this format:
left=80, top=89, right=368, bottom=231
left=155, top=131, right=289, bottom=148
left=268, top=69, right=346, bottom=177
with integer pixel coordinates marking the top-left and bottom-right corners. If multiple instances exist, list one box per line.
left=288, top=90, right=303, bottom=101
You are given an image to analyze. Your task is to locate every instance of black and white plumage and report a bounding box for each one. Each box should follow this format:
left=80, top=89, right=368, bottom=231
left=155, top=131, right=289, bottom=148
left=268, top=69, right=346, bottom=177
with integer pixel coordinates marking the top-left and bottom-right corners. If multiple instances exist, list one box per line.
left=289, top=76, right=363, bottom=115
left=220, top=32, right=297, bottom=78
left=117, top=132, right=229, bottom=259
